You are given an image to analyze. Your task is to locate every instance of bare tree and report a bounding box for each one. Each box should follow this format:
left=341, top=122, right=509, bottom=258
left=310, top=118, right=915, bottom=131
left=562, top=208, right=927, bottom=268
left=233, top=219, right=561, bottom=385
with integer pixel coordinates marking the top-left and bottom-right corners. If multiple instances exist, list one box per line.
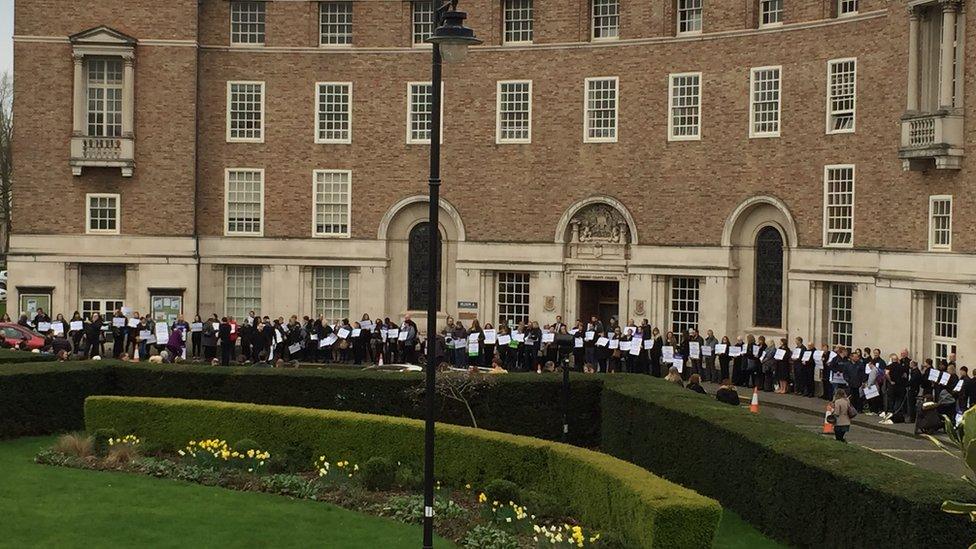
left=0, top=71, right=11, bottom=255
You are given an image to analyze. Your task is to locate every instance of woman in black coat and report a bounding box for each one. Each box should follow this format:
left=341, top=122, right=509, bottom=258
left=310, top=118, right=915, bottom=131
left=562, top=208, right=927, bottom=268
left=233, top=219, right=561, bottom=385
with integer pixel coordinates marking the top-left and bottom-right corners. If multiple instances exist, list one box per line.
left=84, top=313, right=104, bottom=358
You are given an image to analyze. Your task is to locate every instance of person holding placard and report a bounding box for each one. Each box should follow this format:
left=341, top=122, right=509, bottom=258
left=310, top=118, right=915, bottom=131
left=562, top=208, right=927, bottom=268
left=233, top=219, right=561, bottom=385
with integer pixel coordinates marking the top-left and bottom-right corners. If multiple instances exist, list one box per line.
left=218, top=317, right=233, bottom=366
left=648, top=327, right=664, bottom=378
left=201, top=315, right=218, bottom=362
left=703, top=329, right=718, bottom=382
left=861, top=360, right=883, bottom=414
left=523, top=321, right=543, bottom=373
left=469, top=319, right=485, bottom=366
left=83, top=312, right=104, bottom=359
left=686, top=329, right=704, bottom=380
left=482, top=322, right=497, bottom=366
left=109, top=308, right=126, bottom=359
left=716, top=336, right=731, bottom=383
left=450, top=321, right=468, bottom=369
left=773, top=338, right=791, bottom=394
left=400, top=316, right=418, bottom=365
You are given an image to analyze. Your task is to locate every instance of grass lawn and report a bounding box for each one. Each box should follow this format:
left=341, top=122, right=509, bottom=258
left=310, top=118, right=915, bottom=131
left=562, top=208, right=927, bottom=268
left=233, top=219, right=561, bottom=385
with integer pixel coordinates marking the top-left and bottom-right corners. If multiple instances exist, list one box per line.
left=0, top=436, right=455, bottom=548
left=713, top=509, right=786, bottom=549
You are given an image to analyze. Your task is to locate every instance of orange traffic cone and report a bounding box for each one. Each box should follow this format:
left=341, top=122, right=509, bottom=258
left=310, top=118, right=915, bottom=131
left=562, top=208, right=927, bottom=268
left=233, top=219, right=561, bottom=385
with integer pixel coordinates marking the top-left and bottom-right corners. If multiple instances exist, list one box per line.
left=133, top=343, right=140, bottom=361
left=378, top=353, right=384, bottom=366
left=749, top=387, right=760, bottom=413
left=822, top=404, right=835, bottom=435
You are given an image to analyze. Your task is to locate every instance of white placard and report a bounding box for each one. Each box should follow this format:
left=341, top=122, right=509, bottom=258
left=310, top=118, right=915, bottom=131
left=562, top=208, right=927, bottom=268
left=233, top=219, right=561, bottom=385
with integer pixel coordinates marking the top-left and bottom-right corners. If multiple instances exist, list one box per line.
left=618, top=340, right=631, bottom=351
left=751, top=345, right=761, bottom=357
left=574, top=338, right=584, bottom=349
left=702, top=345, right=713, bottom=357
left=311, top=333, right=319, bottom=341
left=483, top=329, right=497, bottom=344
left=121, top=306, right=133, bottom=316
left=212, top=322, right=220, bottom=332
left=830, top=371, right=846, bottom=384
left=361, top=320, right=374, bottom=330
left=467, top=342, right=479, bottom=355
left=928, top=368, right=941, bottom=382
left=70, top=320, right=84, bottom=331
left=626, top=326, right=637, bottom=336
left=689, top=342, right=701, bottom=359
left=128, top=318, right=140, bottom=328
left=352, top=328, right=362, bottom=338
left=274, top=331, right=283, bottom=344
left=190, top=322, right=203, bottom=332
left=37, top=322, right=52, bottom=333
left=497, top=334, right=512, bottom=346
left=288, top=343, right=302, bottom=354
left=337, top=327, right=351, bottom=339
left=320, top=334, right=338, bottom=348
left=52, top=322, right=64, bottom=336
left=585, top=331, right=596, bottom=342
left=609, top=339, right=620, bottom=350
left=864, top=385, right=880, bottom=399
left=398, top=331, right=408, bottom=341
left=662, top=346, right=675, bottom=363
left=791, top=348, right=802, bottom=360
left=112, top=317, right=126, bottom=328
left=673, top=359, right=684, bottom=373
left=629, top=343, right=641, bottom=356
left=513, top=333, right=525, bottom=343
left=596, top=337, right=609, bottom=347
left=955, top=380, right=965, bottom=392
left=542, top=332, right=555, bottom=343
left=813, top=350, right=824, bottom=363
left=569, top=328, right=579, bottom=336
left=940, top=372, right=951, bottom=386
left=729, top=346, right=742, bottom=357
left=467, top=333, right=479, bottom=343
left=139, top=330, right=151, bottom=339
left=774, top=349, right=787, bottom=361
left=387, top=329, right=400, bottom=340
left=828, top=351, right=838, bottom=363
left=644, top=338, right=656, bottom=350
left=715, top=343, right=728, bottom=354
left=156, top=334, right=169, bottom=345
left=145, top=335, right=157, bottom=345
left=802, top=351, right=813, bottom=362
left=864, top=365, right=872, bottom=375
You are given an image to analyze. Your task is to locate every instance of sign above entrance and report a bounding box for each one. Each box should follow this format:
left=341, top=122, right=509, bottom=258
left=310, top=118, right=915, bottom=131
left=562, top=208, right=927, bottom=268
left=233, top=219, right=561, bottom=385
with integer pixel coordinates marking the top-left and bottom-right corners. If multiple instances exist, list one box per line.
left=457, top=301, right=478, bottom=309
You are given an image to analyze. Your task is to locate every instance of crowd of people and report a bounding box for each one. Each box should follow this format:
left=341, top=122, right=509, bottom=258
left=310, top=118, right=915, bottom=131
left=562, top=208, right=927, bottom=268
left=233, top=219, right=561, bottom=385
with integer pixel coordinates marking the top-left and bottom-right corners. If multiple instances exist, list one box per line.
left=13, top=308, right=969, bottom=430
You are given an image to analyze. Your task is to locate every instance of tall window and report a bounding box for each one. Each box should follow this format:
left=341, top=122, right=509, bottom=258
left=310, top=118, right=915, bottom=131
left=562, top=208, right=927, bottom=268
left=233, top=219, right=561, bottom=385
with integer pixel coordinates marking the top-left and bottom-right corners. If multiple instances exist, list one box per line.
left=316, top=82, right=352, bottom=143
left=934, top=292, right=958, bottom=363
left=412, top=1, right=434, bottom=45
left=408, top=223, right=440, bottom=310
left=677, top=0, right=703, bottom=34
left=225, top=266, right=262, bottom=318
left=837, top=0, right=857, bottom=16
left=827, top=58, right=856, bottom=133
left=82, top=299, right=125, bottom=321
left=86, top=193, right=120, bottom=234
left=320, top=2, right=353, bottom=46
left=929, top=195, right=952, bottom=250
left=225, top=169, right=264, bottom=236
left=591, top=0, right=619, bottom=40
left=407, top=82, right=441, bottom=144
left=750, top=66, right=781, bottom=138
left=497, top=272, right=530, bottom=325
left=829, top=283, right=853, bottom=349
left=313, top=170, right=351, bottom=237
left=754, top=227, right=784, bottom=328
left=670, top=277, right=700, bottom=334
left=504, top=0, right=533, bottom=44
left=227, top=81, right=264, bottom=142
left=760, top=0, right=783, bottom=26
left=313, top=267, right=350, bottom=319
left=584, top=77, right=618, bottom=143
left=86, top=59, right=123, bottom=137
left=230, top=1, right=266, bottom=45
left=823, top=165, right=854, bottom=247
left=668, top=72, right=701, bottom=141
left=497, top=81, right=532, bottom=143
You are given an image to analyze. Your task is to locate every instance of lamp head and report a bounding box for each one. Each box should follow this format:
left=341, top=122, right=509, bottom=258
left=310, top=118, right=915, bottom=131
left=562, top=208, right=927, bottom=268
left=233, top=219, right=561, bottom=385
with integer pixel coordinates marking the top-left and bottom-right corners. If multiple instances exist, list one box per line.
left=427, top=9, right=482, bottom=64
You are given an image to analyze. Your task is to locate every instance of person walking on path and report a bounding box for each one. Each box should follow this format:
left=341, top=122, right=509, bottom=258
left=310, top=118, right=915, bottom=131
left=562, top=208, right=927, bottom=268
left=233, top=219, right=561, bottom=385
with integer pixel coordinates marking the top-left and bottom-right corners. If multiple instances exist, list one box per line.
left=832, top=389, right=856, bottom=442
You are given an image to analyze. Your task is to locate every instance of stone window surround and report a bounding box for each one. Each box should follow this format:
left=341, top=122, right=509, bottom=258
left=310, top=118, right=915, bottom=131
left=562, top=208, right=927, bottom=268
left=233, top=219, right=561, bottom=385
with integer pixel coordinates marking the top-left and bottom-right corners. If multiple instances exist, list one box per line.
left=826, top=57, right=857, bottom=135
left=312, top=169, right=353, bottom=238
left=496, top=79, right=533, bottom=144
left=928, top=194, right=953, bottom=251
left=748, top=65, right=782, bottom=139
left=315, top=81, right=353, bottom=144
left=85, top=193, right=121, bottom=235
left=583, top=76, right=619, bottom=144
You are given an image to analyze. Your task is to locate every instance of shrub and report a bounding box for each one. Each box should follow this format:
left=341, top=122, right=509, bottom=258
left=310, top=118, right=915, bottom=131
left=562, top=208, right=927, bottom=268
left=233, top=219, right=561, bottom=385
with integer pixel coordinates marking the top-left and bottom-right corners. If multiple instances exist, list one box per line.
left=379, top=494, right=467, bottom=524
left=483, top=479, right=520, bottom=506
left=361, top=456, right=398, bottom=491
left=85, top=396, right=720, bottom=548
left=105, top=442, right=141, bottom=466
left=53, top=432, right=94, bottom=458
left=460, top=525, right=520, bottom=549
left=600, top=375, right=976, bottom=549
left=0, top=362, right=114, bottom=439
left=91, top=428, right=119, bottom=457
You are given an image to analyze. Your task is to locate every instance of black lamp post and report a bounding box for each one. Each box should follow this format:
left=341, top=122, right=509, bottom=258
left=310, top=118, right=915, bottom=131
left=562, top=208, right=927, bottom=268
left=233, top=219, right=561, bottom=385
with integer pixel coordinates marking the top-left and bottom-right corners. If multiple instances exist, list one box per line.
left=421, top=3, right=480, bottom=549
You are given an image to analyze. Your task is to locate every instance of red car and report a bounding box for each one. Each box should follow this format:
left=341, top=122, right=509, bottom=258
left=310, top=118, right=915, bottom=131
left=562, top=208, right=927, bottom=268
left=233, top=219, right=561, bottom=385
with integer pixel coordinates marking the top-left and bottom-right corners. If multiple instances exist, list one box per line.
left=0, top=323, right=46, bottom=350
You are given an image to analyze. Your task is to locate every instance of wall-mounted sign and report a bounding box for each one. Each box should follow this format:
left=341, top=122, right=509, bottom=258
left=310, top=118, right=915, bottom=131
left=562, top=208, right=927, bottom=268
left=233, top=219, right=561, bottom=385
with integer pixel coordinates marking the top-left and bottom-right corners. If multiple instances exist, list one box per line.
left=457, top=301, right=478, bottom=309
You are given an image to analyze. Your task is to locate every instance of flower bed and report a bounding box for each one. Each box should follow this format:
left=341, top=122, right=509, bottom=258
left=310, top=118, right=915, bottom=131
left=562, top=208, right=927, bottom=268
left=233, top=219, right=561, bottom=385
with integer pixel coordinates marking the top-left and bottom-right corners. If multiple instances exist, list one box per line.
left=83, top=395, right=722, bottom=548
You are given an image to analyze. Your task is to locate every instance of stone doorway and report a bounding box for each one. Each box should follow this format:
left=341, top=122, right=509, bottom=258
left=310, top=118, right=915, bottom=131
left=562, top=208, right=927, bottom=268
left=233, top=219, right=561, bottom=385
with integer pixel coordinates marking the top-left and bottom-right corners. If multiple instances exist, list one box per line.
left=578, top=280, right=619, bottom=326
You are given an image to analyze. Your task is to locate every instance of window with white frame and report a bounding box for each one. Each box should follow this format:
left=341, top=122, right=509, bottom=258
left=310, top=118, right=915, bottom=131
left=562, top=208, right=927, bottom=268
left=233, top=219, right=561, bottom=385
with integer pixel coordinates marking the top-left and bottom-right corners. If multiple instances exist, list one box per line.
left=86, top=193, right=120, bottom=234
left=584, top=77, right=618, bottom=143
left=823, top=165, right=854, bottom=247
left=227, top=82, right=264, bottom=142
left=497, top=80, right=532, bottom=143
left=225, top=266, right=262, bottom=318
left=86, top=58, right=123, bottom=137
left=504, top=0, right=534, bottom=43
left=837, top=0, right=857, bottom=16
left=760, top=0, right=783, bottom=26
left=670, top=277, right=700, bottom=334
left=412, top=1, right=434, bottom=45
left=829, top=283, right=853, bottom=349
left=677, top=0, right=703, bottom=34
left=225, top=169, right=264, bottom=236
left=929, top=196, right=952, bottom=250
left=750, top=66, right=781, bottom=138
left=320, top=2, right=352, bottom=46
left=313, top=170, right=351, bottom=237
left=407, top=82, right=441, bottom=144
left=591, top=0, right=619, bottom=40
left=313, top=267, right=350, bottom=319
left=316, top=82, right=352, bottom=143
left=497, top=272, right=530, bottom=325
left=230, top=1, right=266, bottom=45
left=82, top=299, right=125, bottom=321
left=668, top=72, right=701, bottom=140
left=933, top=292, right=958, bottom=363
left=827, top=58, right=856, bottom=133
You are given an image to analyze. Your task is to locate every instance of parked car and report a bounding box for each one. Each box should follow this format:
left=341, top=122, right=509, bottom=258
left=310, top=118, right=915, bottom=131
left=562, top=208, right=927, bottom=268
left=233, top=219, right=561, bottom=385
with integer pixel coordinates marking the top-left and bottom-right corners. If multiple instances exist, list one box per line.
left=0, top=271, right=8, bottom=283
left=0, top=323, right=45, bottom=350
left=0, top=288, right=6, bottom=301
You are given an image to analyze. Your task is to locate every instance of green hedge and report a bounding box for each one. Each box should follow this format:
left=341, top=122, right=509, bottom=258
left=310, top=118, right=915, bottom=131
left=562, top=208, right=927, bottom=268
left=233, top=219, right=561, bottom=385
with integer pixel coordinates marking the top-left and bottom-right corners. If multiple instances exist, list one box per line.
left=0, top=349, right=59, bottom=364
left=0, top=362, right=113, bottom=438
left=85, top=395, right=721, bottom=549
left=0, top=362, right=601, bottom=445
left=600, top=375, right=976, bottom=549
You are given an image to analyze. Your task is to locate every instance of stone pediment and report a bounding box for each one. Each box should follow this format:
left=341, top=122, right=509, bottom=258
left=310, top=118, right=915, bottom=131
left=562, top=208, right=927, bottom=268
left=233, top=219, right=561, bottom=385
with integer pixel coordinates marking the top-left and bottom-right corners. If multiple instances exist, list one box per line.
left=69, top=26, right=137, bottom=46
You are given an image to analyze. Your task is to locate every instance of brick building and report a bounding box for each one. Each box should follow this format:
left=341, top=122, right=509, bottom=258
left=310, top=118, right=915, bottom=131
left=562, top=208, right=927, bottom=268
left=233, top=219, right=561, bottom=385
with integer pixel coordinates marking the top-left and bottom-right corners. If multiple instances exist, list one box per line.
left=9, top=0, right=975, bottom=361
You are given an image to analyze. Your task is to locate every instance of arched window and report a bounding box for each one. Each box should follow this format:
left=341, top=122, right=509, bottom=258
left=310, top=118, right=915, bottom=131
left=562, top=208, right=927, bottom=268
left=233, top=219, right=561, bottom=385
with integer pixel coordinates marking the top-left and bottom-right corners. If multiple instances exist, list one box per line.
left=408, top=222, right=441, bottom=311
left=754, top=226, right=784, bottom=328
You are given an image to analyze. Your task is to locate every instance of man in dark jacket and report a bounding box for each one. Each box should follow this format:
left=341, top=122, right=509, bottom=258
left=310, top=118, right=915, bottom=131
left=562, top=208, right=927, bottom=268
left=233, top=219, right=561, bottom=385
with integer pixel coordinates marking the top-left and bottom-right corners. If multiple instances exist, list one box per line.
left=218, top=317, right=233, bottom=366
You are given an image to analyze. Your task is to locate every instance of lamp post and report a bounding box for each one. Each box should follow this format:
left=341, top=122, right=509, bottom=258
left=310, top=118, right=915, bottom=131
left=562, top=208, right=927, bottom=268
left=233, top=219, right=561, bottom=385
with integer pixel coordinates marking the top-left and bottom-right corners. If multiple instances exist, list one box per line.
left=422, top=3, right=480, bottom=549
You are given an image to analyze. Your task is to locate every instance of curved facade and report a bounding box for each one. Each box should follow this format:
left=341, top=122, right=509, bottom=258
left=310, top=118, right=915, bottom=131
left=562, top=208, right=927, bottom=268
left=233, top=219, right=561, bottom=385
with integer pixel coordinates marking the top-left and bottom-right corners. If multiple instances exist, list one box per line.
left=10, top=0, right=976, bottom=361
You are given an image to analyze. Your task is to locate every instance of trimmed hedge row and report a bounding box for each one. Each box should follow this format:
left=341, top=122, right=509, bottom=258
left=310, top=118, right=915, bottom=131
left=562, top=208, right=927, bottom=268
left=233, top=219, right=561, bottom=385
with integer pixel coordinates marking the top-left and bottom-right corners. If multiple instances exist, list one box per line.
left=0, top=349, right=58, bottom=364
left=0, top=362, right=602, bottom=445
left=601, top=376, right=976, bottom=549
left=0, top=362, right=113, bottom=438
left=85, top=395, right=722, bottom=549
